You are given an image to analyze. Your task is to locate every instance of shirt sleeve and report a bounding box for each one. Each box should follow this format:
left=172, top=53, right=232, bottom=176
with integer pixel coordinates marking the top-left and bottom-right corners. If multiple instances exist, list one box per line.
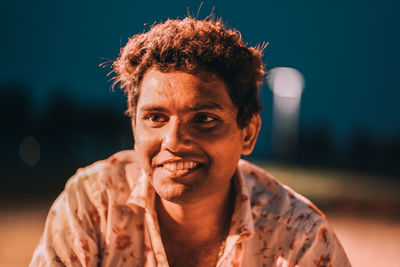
left=29, top=173, right=101, bottom=267
left=296, top=218, right=351, bottom=267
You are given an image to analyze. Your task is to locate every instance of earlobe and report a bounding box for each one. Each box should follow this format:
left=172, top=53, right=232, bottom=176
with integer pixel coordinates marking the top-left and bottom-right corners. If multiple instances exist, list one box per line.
left=241, top=114, right=261, bottom=155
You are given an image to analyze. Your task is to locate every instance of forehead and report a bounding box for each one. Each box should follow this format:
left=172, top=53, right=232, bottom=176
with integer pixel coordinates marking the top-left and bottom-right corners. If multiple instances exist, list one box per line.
left=137, top=69, right=236, bottom=112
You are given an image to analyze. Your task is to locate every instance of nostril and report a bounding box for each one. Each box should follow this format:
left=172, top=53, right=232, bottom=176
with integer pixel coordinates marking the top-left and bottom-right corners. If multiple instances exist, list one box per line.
left=161, top=122, right=192, bottom=151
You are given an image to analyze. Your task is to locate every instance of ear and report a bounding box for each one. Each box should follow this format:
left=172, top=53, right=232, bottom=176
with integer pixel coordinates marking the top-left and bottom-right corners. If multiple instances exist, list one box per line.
left=241, top=113, right=261, bottom=156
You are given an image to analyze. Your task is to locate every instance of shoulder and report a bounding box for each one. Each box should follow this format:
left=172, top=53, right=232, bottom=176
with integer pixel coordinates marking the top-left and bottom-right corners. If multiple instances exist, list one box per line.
left=238, top=159, right=326, bottom=233
left=30, top=151, right=142, bottom=266
left=64, top=150, right=141, bottom=205
left=238, top=160, right=350, bottom=265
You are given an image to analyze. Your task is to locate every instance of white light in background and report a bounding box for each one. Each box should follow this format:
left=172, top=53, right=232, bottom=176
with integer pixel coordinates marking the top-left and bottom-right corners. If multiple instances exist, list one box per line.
left=19, top=136, right=40, bottom=167
left=268, top=67, right=305, bottom=157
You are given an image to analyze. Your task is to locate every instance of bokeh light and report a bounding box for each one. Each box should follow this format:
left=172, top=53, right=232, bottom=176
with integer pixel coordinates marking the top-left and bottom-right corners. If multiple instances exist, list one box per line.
left=268, top=67, right=305, bottom=157
left=19, top=136, right=40, bottom=167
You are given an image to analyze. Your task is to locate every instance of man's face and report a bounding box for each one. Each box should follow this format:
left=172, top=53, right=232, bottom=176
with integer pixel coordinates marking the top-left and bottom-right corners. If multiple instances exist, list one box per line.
left=134, top=69, right=255, bottom=203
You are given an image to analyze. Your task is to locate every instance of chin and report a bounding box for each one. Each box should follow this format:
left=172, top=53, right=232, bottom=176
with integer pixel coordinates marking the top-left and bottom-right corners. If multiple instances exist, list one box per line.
left=153, top=180, right=187, bottom=201
left=153, top=181, right=204, bottom=204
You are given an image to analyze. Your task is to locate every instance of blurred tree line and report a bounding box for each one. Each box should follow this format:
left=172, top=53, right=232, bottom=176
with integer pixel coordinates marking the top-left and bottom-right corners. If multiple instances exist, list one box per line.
left=295, top=125, right=400, bottom=177
left=0, top=82, right=133, bottom=197
left=1, top=83, right=399, bottom=198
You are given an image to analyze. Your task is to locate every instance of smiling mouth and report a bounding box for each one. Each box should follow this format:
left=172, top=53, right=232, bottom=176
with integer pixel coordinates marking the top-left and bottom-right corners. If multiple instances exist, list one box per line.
left=156, top=161, right=202, bottom=177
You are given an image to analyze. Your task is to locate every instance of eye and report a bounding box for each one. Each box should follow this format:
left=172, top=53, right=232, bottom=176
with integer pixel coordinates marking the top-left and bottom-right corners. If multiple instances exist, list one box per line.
left=148, top=114, right=167, bottom=122
left=143, top=113, right=168, bottom=126
left=193, top=114, right=218, bottom=124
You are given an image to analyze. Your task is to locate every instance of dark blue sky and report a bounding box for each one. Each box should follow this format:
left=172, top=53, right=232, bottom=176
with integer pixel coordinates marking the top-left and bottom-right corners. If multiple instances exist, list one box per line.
left=1, top=0, right=400, bottom=147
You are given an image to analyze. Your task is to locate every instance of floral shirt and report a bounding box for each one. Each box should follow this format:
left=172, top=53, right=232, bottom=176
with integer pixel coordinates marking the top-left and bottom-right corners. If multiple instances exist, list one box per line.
left=30, top=150, right=350, bottom=267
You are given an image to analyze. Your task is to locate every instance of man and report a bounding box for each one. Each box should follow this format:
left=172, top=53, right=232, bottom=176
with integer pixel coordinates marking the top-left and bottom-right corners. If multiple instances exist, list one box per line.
left=30, top=17, right=350, bottom=266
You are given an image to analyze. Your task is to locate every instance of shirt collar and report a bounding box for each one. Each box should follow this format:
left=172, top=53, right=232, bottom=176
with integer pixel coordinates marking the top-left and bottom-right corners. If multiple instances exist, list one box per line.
left=126, top=168, right=156, bottom=212
left=226, top=166, right=255, bottom=245
left=125, top=162, right=255, bottom=242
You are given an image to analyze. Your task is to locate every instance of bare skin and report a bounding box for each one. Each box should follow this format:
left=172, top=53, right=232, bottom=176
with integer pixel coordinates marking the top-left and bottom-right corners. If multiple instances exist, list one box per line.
left=133, top=69, right=261, bottom=266
left=156, top=182, right=236, bottom=267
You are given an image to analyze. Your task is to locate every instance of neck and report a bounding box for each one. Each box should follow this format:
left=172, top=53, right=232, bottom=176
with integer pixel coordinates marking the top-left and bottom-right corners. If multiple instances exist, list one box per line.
left=156, top=180, right=235, bottom=243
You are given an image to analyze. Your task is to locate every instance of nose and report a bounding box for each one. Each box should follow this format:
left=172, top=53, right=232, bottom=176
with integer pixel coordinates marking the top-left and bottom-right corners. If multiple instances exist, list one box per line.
left=162, top=118, right=192, bottom=152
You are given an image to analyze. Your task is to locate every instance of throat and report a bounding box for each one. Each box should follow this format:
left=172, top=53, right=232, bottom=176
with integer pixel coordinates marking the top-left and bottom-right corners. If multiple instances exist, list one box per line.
left=155, top=181, right=236, bottom=266
left=156, top=180, right=236, bottom=241
left=161, top=235, right=226, bottom=267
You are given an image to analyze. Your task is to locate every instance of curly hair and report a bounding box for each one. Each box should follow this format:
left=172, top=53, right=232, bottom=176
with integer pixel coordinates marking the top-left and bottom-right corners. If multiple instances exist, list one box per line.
left=112, top=17, right=266, bottom=128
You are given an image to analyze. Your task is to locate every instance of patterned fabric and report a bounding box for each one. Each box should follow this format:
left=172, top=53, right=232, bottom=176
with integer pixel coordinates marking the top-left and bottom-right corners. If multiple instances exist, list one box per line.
left=30, top=150, right=351, bottom=266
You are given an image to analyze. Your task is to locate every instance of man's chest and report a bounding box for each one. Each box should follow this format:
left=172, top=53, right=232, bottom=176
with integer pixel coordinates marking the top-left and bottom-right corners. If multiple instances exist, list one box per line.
left=162, top=238, right=224, bottom=267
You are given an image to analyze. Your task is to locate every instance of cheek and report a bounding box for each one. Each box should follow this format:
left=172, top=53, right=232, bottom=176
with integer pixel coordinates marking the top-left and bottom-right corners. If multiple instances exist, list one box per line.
left=214, top=143, right=242, bottom=167
left=134, top=127, right=160, bottom=170
left=203, top=130, right=243, bottom=165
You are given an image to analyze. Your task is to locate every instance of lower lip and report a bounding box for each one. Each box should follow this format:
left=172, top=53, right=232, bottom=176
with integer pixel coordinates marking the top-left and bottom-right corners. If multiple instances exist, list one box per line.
left=156, top=165, right=202, bottom=179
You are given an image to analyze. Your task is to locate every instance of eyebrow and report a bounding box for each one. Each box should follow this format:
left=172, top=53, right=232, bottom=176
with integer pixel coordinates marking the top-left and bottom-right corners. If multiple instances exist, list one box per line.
left=186, top=102, right=224, bottom=111
left=139, top=102, right=224, bottom=113
left=139, top=106, right=168, bottom=113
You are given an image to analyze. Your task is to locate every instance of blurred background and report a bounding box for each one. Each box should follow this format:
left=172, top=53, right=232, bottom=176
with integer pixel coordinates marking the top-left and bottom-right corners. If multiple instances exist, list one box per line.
left=1, top=0, right=399, bottom=266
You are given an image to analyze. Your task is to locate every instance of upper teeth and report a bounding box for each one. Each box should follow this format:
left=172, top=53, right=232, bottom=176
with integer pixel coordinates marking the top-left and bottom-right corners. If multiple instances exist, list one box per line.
left=163, top=161, right=199, bottom=171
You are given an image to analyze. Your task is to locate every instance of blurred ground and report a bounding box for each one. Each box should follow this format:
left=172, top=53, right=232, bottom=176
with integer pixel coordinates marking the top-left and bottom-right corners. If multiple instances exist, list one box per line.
left=1, top=164, right=399, bottom=267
